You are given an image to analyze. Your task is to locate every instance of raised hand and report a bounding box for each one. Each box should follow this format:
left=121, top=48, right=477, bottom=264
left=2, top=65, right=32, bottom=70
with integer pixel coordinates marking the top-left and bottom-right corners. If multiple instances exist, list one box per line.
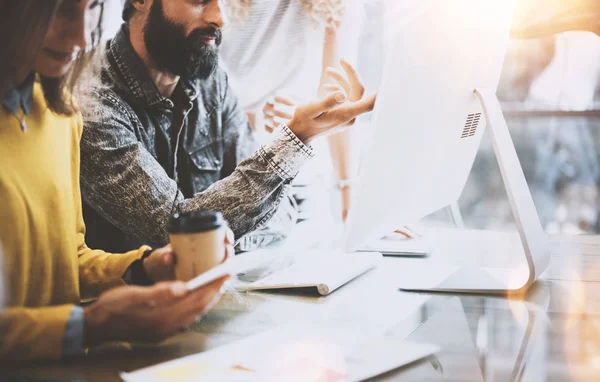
left=287, top=59, right=376, bottom=144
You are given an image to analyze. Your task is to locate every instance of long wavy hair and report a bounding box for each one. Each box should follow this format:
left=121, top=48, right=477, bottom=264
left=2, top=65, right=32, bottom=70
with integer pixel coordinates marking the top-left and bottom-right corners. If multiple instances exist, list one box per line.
left=0, top=1, right=105, bottom=116
left=225, top=0, right=345, bottom=29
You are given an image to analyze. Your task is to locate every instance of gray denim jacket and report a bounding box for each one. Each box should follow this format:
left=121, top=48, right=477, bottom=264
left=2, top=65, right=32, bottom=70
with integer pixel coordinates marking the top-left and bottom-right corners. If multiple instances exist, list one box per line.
left=80, top=26, right=313, bottom=252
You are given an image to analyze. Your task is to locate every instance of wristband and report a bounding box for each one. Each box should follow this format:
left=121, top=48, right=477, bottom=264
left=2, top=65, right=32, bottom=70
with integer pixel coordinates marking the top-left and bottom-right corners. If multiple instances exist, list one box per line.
left=131, top=249, right=154, bottom=286
left=336, top=179, right=355, bottom=190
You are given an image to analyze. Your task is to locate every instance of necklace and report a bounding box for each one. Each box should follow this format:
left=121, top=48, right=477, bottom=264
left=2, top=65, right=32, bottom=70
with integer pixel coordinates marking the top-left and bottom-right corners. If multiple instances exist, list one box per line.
left=11, top=109, right=28, bottom=132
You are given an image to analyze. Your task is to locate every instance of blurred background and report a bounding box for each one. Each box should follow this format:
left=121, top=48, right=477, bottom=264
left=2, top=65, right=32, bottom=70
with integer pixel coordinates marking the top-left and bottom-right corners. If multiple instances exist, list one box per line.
left=102, top=0, right=600, bottom=235
left=468, top=30, right=600, bottom=235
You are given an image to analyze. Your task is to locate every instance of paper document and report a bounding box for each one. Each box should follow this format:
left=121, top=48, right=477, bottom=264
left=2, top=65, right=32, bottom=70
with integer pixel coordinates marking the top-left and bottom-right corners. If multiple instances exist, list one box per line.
left=121, top=326, right=438, bottom=382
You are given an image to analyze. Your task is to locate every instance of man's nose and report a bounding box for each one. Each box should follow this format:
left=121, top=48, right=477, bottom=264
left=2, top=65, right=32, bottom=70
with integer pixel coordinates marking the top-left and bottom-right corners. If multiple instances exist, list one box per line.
left=202, top=0, right=227, bottom=29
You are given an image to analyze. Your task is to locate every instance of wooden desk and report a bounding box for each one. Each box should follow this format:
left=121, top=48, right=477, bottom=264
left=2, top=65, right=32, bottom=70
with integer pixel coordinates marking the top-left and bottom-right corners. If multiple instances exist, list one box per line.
left=4, top=230, right=600, bottom=381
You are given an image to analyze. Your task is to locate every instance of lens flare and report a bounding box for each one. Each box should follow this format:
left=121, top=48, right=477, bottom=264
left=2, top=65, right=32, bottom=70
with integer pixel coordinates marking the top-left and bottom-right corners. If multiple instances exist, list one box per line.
left=263, top=337, right=348, bottom=382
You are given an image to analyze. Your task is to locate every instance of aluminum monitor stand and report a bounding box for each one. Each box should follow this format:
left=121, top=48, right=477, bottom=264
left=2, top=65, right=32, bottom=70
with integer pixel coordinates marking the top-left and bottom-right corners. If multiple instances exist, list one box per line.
left=399, top=88, right=550, bottom=295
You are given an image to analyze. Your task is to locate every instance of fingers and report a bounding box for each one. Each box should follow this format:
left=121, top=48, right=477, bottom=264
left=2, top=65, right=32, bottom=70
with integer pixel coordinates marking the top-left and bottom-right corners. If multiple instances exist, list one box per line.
left=223, top=227, right=235, bottom=262
left=353, top=92, right=377, bottom=113
left=263, top=95, right=296, bottom=135
left=225, top=227, right=234, bottom=245
left=264, top=115, right=288, bottom=133
left=151, top=276, right=228, bottom=326
left=144, top=245, right=176, bottom=282
left=184, top=275, right=229, bottom=303
left=264, top=121, right=275, bottom=134
left=273, top=110, right=294, bottom=120
left=340, top=59, right=366, bottom=100
left=224, top=244, right=235, bottom=262
left=264, top=102, right=294, bottom=120
left=164, top=253, right=173, bottom=266
left=322, top=83, right=345, bottom=93
left=177, top=281, right=227, bottom=328
left=326, top=67, right=351, bottom=94
left=327, top=60, right=366, bottom=102
left=162, top=251, right=174, bottom=266
left=151, top=245, right=175, bottom=266
left=274, top=95, right=295, bottom=107
left=318, top=92, right=377, bottom=127
left=176, top=275, right=230, bottom=318
left=343, top=92, right=377, bottom=117
left=129, top=281, right=188, bottom=308
left=303, top=91, right=347, bottom=117
left=263, top=100, right=294, bottom=133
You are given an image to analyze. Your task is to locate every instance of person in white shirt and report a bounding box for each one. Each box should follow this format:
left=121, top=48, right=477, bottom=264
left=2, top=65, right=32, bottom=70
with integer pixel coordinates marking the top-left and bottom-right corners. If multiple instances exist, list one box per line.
left=219, top=0, right=363, bottom=223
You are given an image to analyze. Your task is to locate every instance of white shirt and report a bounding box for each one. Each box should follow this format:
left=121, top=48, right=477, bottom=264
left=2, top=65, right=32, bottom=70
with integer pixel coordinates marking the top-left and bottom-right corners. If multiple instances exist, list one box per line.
left=219, top=0, right=327, bottom=110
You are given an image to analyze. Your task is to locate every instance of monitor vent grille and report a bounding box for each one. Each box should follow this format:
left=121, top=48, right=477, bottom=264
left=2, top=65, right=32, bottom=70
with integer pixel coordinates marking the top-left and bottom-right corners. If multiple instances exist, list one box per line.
left=461, top=113, right=482, bottom=139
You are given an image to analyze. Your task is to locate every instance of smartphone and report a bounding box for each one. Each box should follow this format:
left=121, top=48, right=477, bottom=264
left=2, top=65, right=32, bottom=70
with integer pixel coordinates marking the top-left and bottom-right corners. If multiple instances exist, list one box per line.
left=185, top=258, right=236, bottom=290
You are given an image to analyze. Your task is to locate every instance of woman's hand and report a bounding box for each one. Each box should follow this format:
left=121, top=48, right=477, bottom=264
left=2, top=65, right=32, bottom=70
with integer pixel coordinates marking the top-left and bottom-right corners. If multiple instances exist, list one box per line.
left=143, top=226, right=236, bottom=282
left=262, top=95, right=296, bottom=133
left=83, top=276, right=229, bottom=347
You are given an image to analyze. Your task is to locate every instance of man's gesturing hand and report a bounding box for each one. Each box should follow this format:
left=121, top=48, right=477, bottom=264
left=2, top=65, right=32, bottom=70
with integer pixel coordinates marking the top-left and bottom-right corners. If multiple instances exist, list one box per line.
left=287, top=59, right=376, bottom=144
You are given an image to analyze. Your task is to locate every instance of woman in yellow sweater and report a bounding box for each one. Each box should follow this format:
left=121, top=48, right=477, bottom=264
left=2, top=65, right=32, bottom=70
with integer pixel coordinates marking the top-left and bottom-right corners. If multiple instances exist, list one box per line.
left=0, top=0, right=231, bottom=361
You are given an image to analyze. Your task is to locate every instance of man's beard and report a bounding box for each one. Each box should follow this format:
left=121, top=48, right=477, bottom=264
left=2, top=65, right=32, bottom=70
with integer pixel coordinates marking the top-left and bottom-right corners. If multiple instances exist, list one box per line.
left=143, top=0, right=221, bottom=80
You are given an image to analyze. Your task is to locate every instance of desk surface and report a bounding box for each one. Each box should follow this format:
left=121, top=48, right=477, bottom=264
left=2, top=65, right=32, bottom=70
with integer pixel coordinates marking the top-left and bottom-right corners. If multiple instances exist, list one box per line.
left=4, top=228, right=600, bottom=382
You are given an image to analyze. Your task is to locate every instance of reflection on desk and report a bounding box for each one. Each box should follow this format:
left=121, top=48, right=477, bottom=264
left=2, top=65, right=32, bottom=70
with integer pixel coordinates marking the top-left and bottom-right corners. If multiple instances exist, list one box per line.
left=3, top=227, right=600, bottom=381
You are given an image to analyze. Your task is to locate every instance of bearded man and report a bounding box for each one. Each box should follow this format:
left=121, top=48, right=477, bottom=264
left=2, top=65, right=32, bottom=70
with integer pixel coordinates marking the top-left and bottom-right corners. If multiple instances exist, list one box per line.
left=80, top=0, right=375, bottom=253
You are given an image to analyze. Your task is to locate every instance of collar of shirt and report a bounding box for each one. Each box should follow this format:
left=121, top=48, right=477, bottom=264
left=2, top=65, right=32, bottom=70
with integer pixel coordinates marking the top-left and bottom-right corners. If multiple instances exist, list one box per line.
left=2, top=73, right=35, bottom=117
left=108, top=24, right=199, bottom=110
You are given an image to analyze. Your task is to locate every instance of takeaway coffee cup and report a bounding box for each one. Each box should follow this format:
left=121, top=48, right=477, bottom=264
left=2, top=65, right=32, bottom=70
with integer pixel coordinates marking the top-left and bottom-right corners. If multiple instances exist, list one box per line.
left=169, top=211, right=226, bottom=282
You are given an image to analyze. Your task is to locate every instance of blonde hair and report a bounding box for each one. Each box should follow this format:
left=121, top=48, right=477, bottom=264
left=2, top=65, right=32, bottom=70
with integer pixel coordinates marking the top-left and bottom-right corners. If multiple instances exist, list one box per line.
left=225, top=0, right=345, bottom=29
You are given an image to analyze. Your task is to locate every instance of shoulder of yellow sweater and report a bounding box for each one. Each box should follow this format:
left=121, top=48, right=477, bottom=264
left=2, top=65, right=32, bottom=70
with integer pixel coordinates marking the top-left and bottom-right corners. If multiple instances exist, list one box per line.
left=33, top=81, right=84, bottom=138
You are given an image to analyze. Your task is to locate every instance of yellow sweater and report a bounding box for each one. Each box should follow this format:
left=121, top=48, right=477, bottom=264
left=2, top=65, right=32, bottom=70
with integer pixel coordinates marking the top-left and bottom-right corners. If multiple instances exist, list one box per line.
left=0, top=83, right=149, bottom=361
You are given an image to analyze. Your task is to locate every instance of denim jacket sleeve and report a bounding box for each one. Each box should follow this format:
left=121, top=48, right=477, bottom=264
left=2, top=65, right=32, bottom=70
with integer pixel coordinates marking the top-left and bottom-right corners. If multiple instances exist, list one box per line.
left=80, top=90, right=313, bottom=249
left=219, top=75, right=299, bottom=251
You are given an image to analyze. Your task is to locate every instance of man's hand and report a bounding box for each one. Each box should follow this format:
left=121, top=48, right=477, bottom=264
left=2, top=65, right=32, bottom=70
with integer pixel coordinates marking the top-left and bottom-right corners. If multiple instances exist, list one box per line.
left=287, top=59, right=376, bottom=144
left=323, top=59, right=370, bottom=128
left=143, top=226, right=236, bottom=282
left=83, top=276, right=229, bottom=347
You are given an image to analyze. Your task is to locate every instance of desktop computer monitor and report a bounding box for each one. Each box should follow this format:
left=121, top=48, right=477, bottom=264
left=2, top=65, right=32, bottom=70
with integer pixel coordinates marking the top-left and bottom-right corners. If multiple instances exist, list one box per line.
left=345, top=0, right=515, bottom=248
left=343, top=0, right=549, bottom=294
